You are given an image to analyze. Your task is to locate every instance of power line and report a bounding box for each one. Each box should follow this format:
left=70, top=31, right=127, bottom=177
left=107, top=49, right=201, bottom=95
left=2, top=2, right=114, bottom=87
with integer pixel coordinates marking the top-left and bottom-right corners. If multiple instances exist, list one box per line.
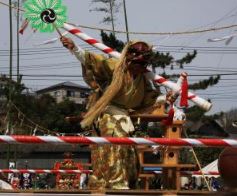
left=2, top=1, right=237, bottom=36
left=3, top=44, right=237, bottom=59
left=22, top=78, right=84, bottom=81
left=3, top=45, right=237, bottom=52
left=2, top=74, right=84, bottom=77
left=0, top=61, right=79, bottom=69
left=157, top=45, right=237, bottom=49
left=1, top=72, right=237, bottom=78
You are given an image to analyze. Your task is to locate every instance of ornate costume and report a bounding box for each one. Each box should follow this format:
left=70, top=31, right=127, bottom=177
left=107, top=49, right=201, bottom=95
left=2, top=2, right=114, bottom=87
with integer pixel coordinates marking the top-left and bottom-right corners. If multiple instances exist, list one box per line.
left=73, top=41, right=160, bottom=189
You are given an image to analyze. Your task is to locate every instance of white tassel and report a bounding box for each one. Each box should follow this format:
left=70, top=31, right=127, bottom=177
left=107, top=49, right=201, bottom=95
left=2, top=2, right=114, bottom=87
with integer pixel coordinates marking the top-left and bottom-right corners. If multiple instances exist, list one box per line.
left=32, top=126, right=38, bottom=136
left=232, top=121, right=237, bottom=128
left=5, top=122, right=9, bottom=135
left=207, top=33, right=237, bottom=45
left=35, top=31, right=69, bottom=46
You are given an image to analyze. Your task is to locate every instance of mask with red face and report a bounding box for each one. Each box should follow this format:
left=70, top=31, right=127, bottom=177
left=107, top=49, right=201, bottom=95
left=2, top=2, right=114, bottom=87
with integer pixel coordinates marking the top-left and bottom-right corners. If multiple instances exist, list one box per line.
left=127, top=42, right=152, bottom=66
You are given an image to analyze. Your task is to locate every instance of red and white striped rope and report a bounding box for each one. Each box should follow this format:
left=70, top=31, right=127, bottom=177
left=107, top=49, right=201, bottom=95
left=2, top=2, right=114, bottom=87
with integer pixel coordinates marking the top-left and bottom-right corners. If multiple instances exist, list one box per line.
left=63, top=23, right=212, bottom=111
left=0, top=135, right=236, bottom=147
left=153, top=171, right=220, bottom=176
left=190, top=171, right=219, bottom=176
left=0, top=169, right=92, bottom=174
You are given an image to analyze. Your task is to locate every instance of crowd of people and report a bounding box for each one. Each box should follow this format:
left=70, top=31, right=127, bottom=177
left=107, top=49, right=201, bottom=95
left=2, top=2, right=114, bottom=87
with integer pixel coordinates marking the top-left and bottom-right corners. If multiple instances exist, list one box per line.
left=9, top=173, right=55, bottom=190
left=8, top=172, right=89, bottom=190
left=182, top=176, right=221, bottom=191
left=6, top=171, right=223, bottom=191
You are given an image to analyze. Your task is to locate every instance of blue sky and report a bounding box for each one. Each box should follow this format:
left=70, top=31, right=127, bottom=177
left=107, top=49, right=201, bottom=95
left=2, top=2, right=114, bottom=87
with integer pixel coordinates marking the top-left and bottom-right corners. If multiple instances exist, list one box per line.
left=1, top=0, right=237, bottom=114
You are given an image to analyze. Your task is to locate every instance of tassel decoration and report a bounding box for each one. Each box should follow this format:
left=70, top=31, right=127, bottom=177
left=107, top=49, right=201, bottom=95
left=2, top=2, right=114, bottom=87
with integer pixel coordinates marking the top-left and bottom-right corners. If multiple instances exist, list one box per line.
left=162, top=105, right=174, bottom=126
left=180, top=72, right=188, bottom=108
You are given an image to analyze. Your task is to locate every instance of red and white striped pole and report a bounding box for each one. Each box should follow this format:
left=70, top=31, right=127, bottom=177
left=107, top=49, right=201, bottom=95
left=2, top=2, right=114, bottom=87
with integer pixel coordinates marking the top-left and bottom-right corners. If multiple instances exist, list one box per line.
left=0, top=135, right=236, bottom=148
left=62, top=23, right=212, bottom=111
left=63, top=23, right=121, bottom=58
left=0, top=169, right=92, bottom=174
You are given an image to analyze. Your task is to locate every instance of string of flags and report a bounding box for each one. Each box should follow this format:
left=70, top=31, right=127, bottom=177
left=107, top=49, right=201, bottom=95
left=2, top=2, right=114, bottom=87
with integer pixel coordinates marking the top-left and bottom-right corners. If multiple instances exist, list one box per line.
left=3, top=101, right=58, bottom=136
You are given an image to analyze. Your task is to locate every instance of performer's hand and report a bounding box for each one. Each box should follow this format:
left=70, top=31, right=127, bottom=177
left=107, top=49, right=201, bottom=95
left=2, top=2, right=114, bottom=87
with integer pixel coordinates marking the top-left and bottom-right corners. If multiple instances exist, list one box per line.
left=60, top=36, right=76, bottom=51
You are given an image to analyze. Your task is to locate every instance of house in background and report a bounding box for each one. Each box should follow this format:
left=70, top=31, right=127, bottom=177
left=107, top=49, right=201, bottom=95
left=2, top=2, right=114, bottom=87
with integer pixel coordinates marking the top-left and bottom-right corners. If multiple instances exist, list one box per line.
left=227, top=121, right=237, bottom=138
left=185, top=119, right=229, bottom=138
left=36, top=81, right=91, bottom=104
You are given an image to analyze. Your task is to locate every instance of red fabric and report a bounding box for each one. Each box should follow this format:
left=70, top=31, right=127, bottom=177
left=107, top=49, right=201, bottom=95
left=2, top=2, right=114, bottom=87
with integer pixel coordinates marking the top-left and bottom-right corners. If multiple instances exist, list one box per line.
left=19, top=19, right=29, bottom=35
left=154, top=77, right=167, bottom=84
left=180, top=74, right=188, bottom=107
left=162, top=106, right=174, bottom=126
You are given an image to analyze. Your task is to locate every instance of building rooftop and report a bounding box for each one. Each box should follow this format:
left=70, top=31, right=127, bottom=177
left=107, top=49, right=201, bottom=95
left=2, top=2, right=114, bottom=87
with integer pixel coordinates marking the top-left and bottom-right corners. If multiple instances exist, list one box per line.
left=36, top=81, right=91, bottom=94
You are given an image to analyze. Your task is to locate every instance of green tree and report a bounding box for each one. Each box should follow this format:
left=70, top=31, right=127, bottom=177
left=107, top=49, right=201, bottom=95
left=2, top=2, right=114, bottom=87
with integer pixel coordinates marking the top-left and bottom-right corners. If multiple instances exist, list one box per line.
left=90, top=0, right=121, bottom=32
left=10, top=93, right=84, bottom=135
left=101, top=30, right=124, bottom=52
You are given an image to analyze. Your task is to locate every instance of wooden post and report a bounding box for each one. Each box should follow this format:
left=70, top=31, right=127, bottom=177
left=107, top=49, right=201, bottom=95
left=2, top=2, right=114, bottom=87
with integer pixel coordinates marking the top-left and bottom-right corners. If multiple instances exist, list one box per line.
left=132, top=106, right=195, bottom=191
left=163, top=121, right=183, bottom=190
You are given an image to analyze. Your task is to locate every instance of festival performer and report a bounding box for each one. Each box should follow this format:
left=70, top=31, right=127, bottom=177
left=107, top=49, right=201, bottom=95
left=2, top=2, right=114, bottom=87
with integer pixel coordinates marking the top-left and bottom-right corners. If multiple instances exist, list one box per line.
left=61, top=36, right=173, bottom=189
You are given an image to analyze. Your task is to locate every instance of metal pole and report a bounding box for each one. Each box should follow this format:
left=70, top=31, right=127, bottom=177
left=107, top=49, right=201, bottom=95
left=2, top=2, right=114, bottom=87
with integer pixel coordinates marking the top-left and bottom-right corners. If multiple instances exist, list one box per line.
left=123, top=0, right=129, bottom=42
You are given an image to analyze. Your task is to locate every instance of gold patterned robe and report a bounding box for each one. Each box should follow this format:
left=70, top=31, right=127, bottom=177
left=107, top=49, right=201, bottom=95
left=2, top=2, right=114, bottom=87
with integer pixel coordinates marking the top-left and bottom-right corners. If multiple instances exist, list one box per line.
left=77, top=51, right=160, bottom=189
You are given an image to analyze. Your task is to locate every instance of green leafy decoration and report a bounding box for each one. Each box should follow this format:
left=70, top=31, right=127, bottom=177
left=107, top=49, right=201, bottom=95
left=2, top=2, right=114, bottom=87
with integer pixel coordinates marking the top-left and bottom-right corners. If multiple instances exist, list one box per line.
left=23, top=0, right=67, bottom=33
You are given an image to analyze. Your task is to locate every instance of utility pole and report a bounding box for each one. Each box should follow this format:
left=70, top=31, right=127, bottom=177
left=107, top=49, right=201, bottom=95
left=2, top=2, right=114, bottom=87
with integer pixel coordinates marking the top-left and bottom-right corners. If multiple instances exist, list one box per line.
left=17, top=0, right=20, bottom=82
left=123, top=0, right=129, bottom=42
left=9, top=2, right=13, bottom=83
left=109, top=0, right=115, bottom=35
left=7, top=0, right=13, bottom=169
left=14, top=0, right=20, bottom=168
